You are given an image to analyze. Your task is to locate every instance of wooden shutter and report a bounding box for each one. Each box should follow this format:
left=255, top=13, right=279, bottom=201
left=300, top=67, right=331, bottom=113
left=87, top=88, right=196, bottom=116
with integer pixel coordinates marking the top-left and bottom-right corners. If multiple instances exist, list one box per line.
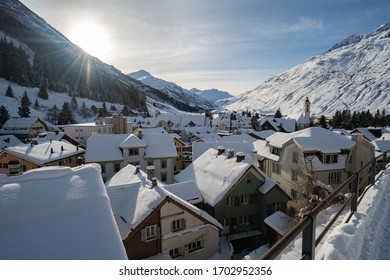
left=141, top=228, right=146, bottom=241
left=234, top=196, right=240, bottom=207
left=181, top=218, right=186, bottom=230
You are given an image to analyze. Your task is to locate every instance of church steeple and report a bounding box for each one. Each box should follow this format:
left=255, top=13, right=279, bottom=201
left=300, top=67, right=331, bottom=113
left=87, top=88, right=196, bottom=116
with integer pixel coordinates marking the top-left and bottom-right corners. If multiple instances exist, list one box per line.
left=304, top=97, right=310, bottom=119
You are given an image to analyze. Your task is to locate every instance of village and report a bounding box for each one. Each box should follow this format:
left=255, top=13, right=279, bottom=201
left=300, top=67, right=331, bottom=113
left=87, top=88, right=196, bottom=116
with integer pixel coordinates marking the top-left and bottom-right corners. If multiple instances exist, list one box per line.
left=1, top=97, right=389, bottom=260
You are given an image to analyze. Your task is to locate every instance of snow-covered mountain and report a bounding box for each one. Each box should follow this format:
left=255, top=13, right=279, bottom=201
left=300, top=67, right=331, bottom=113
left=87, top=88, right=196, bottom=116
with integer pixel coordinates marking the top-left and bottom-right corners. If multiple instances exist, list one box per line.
left=226, top=23, right=390, bottom=117
left=189, top=88, right=235, bottom=107
left=129, top=70, right=229, bottom=109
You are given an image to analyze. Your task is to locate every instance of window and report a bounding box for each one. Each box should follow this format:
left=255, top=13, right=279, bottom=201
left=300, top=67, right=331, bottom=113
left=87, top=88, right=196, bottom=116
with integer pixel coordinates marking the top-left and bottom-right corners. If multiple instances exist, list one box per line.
left=222, top=218, right=230, bottom=227
left=239, top=215, right=249, bottom=225
left=291, top=189, right=297, bottom=200
left=161, top=159, right=167, bottom=169
left=271, top=202, right=282, bottom=213
left=292, top=151, right=299, bottom=163
left=141, top=225, right=159, bottom=241
left=322, top=154, right=338, bottom=163
left=240, top=194, right=249, bottom=205
left=171, top=218, right=186, bottom=232
left=292, top=169, right=298, bottom=181
left=272, top=162, right=281, bottom=174
left=226, top=196, right=234, bottom=207
left=187, top=239, right=203, bottom=254
left=328, top=171, right=342, bottom=184
left=169, top=248, right=182, bottom=259
left=271, top=146, right=282, bottom=156
left=161, top=173, right=167, bottom=182
left=1, top=162, right=8, bottom=169
left=147, top=160, right=154, bottom=166
left=129, top=148, right=139, bottom=156
left=114, top=163, right=121, bottom=173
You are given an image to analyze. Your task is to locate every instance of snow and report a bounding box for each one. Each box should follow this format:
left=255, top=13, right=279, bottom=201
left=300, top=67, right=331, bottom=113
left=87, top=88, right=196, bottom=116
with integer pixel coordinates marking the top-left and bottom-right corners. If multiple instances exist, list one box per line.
left=142, top=133, right=177, bottom=158
left=0, top=163, right=127, bottom=259
left=264, top=211, right=294, bottom=236
left=226, top=23, right=390, bottom=116
left=85, top=134, right=126, bottom=162
left=3, top=140, right=84, bottom=165
left=0, top=135, right=23, bottom=148
left=320, top=168, right=390, bottom=259
left=106, top=179, right=221, bottom=240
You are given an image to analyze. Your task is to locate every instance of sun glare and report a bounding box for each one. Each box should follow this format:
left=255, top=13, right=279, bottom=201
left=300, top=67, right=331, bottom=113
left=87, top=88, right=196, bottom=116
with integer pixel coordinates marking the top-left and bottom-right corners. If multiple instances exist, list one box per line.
left=67, top=21, right=111, bottom=61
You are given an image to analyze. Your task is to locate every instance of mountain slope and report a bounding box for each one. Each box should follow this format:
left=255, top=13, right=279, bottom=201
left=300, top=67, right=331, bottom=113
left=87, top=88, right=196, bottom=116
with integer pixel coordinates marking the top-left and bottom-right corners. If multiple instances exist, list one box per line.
left=128, top=70, right=215, bottom=110
left=189, top=88, right=235, bottom=107
left=226, top=23, right=390, bottom=116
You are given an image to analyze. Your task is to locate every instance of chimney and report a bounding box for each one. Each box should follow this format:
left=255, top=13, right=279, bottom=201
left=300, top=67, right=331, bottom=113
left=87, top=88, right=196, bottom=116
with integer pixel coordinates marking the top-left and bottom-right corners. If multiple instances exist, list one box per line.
left=227, top=148, right=234, bottom=159
left=8, top=160, right=21, bottom=175
left=134, top=165, right=140, bottom=174
left=61, top=145, right=64, bottom=151
left=236, top=152, right=245, bottom=163
left=217, top=146, right=225, bottom=155
left=146, top=165, right=155, bottom=180
left=151, top=177, right=158, bottom=188
left=51, top=147, right=54, bottom=154
left=252, top=149, right=258, bottom=166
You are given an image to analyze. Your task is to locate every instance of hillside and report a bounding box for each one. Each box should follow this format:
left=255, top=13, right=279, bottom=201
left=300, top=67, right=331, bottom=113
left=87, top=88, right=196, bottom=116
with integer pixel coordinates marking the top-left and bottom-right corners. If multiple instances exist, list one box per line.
left=226, top=23, right=390, bottom=116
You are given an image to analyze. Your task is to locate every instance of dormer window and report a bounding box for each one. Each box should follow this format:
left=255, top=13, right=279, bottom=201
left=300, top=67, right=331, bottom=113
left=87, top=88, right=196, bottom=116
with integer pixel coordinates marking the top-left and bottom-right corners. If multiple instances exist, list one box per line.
left=271, top=146, right=282, bottom=156
left=321, top=154, right=338, bottom=164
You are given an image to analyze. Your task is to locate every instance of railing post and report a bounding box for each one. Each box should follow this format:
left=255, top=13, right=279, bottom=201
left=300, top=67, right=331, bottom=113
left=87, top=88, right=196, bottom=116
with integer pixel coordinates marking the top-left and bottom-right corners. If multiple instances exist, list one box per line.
left=382, top=152, right=387, bottom=171
left=350, top=174, right=359, bottom=212
left=302, top=215, right=316, bottom=260
left=370, top=159, right=376, bottom=186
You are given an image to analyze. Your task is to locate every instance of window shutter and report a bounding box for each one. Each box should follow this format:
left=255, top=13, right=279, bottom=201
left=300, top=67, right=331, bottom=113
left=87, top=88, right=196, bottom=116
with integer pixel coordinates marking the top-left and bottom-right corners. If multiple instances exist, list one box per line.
left=234, top=196, right=240, bottom=207
left=156, top=226, right=161, bottom=239
left=171, top=221, right=175, bottom=231
left=181, top=218, right=186, bottom=230
left=141, top=229, right=146, bottom=241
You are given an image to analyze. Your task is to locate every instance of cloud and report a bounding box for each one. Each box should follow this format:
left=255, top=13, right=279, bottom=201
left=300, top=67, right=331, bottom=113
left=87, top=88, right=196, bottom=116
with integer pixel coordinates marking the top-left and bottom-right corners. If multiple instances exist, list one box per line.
left=251, top=17, right=324, bottom=36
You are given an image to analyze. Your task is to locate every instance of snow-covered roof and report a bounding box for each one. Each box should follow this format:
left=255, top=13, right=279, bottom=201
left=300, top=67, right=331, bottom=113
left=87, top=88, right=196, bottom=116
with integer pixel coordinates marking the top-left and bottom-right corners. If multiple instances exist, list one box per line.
left=260, top=117, right=296, bottom=132
left=264, top=211, right=294, bottom=236
left=85, top=134, right=128, bottom=162
left=3, top=117, right=46, bottom=131
left=119, top=134, right=147, bottom=149
left=142, top=133, right=177, bottom=159
left=106, top=182, right=221, bottom=240
left=175, top=148, right=279, bottom=207
left=192, top=142, right=256, bottom=161
left=163, top=181, right=203, bottom=204
left=0, top=164, right=127, bottom=260
left=219, top=134, right=256, bottom=143
left=267, top=127, right=356, bottom=153
left=249, top=130, right=276, bottom=140
left=3, top=140, right=84, bottom=165
left=0, top=135, right=23, bottom=149
left=371, top=138, right=390, bottom=153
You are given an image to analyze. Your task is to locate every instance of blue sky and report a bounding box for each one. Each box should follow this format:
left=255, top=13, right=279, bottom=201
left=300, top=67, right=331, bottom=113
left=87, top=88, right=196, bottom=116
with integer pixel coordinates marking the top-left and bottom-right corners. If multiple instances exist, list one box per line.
left=20, top=0, right=390, bottom=95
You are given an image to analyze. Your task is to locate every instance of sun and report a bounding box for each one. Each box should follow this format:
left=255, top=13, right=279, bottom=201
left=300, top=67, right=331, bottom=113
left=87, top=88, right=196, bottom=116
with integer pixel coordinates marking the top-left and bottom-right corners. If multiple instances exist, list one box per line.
left=67, top=21, right=111, bottom=61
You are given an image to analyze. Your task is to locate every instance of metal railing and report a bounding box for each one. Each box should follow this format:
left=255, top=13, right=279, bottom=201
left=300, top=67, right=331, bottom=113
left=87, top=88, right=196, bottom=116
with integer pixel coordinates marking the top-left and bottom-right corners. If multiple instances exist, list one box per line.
left=261, top=151, right=390, bottom=260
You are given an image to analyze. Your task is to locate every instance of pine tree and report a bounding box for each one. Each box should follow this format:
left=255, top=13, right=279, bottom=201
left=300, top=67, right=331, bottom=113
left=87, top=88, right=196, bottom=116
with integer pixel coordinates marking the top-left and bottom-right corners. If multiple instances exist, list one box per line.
left=79, top=101, right=91, bottom=118
left=121, top=105, right=130, bottom=116
left=33, top=99, right=40, bottom=109
left=0, top=105, right=10, bottom=128
left=18, top=91, right=31, bottom=117
left=58, top=102, right=76, bottom=125
left=70, top=94, right=78, bottom=111
left=5, top=85, right=14, bottom=98
left=38, top=84, right=49, bottom=100
left=274, top=108, right=282, bottom=118
left=319, top=115, right=327, bottom=128
left=46, top=104, right=60, bottom=125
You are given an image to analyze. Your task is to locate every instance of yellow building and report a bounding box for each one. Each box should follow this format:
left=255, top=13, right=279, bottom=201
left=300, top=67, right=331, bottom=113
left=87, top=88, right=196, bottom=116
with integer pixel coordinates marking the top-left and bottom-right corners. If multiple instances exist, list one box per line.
left=0, top=140, right=85, bottom=174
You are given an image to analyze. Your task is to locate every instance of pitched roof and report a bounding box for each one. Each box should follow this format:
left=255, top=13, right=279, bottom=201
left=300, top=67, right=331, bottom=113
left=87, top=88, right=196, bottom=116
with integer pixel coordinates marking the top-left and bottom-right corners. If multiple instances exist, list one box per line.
left=106, top=181, right=221, bottom=240
left=0, top=164, right=127, bottom=260
left=175, top=148, right=279, bottom=206
left=0, top=135, right=23, bottom=149
left=142, top=133, right=177, bottom=158
left=4, top=140, right=85, bottom=165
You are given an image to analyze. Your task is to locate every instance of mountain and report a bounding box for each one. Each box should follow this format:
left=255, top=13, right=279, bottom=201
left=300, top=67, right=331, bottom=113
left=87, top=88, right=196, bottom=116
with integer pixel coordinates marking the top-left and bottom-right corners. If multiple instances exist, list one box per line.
left=128, top=70, right=215, bottom=110
left=226, top=23, right=390, bottom=117
left=189, top=88, right=235, bottom=107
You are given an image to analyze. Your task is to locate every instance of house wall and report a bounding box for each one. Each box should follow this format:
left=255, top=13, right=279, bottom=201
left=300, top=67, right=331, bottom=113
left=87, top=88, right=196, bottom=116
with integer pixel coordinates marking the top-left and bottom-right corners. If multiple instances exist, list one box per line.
left=214, top=169, right=264, bottom=235
left=160, top=200, right=219, bottom=260
left=123, top=209, right=160, bottom=260
left=29, top=120, right=47, bottom=138
left=64, top=124, right=114, bottom=144
left=0, top=152, right=82, bottom=174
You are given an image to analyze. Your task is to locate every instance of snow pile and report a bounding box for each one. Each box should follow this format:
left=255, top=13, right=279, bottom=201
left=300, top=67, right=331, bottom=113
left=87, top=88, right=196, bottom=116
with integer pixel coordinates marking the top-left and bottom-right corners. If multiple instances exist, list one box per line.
left=0, top=164, right=127, bottom=260
left=320, top=168, right=390, bottom=259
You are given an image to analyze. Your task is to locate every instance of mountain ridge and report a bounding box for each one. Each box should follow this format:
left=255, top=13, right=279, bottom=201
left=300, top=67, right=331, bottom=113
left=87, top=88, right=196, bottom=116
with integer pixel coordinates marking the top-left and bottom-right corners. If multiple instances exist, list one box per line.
left=226, top=22, right=390, bottom=116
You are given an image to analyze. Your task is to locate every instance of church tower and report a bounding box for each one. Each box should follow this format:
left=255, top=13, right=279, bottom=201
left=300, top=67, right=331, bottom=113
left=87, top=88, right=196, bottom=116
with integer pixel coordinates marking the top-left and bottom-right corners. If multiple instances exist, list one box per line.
left=304, top=97, right=310, bottom=120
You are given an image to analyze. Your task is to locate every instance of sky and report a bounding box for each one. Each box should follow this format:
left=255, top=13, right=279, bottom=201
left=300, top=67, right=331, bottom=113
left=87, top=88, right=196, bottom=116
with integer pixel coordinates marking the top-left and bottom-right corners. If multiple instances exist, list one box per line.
left=18, top=0, right=390, bottom=95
